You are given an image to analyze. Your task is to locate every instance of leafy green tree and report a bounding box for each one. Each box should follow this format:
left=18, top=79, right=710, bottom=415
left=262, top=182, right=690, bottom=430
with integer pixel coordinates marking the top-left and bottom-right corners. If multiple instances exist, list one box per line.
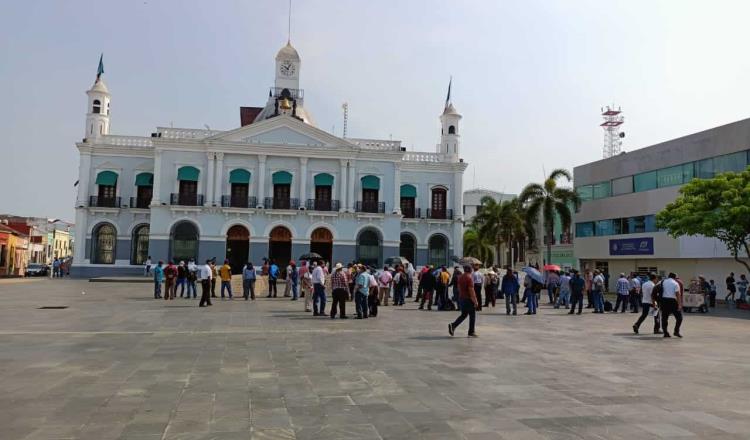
left=463, top=225, right=493, bottom=266
left=472, top=196, right=528, bottom=266
left=657, top=168, right=750, bottom=272
left=520, top=169, right=580, bottom=266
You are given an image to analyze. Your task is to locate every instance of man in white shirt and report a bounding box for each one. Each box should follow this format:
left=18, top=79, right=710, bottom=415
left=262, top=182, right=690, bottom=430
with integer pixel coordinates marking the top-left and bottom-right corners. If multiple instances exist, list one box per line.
left=629, top=274, right=642, bottom=313
left=633, top=273, right=660, bottom=334
left=311, top=262, right=326, bottom=316
left=660, top=272, right=683, bottom=338
left=377, top=266, right=393, bottom=306
left=592, top=270, right=605, bottom=313
left=198, top=259, right=213, bottom=307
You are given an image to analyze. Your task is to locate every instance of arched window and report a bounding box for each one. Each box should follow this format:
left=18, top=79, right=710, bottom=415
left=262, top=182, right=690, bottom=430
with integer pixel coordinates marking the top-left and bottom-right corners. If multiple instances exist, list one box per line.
left=92, top=223, right=116, bottom=264
left=176, top=166, right=200, bottom=206
left=228, top=169, right=251, bottom=208
left=448, top=125, right=456, bottom=134
left=134, top=172, right=153, bottom=208
left=131, top=225, right=150, bottom=265
left=312, top=173, right=334, bottom=211
left=399, top=233, right=416, bottom=265
left=271, top=171, right=293, bottom=209
left=171, top=221, right=199, bottom=262
left=95, top=171, right=118, bottom=207
left=360, top=175, right=380, bottom=213
left=357, top=229, right=381, bottom=267
left=400, top=184, right=417, bottom=218
left=428, top=234, right=448, bottom=268
left=430, top=187, right=447, bottom=219
left=92, top=99, right=101, bottom=114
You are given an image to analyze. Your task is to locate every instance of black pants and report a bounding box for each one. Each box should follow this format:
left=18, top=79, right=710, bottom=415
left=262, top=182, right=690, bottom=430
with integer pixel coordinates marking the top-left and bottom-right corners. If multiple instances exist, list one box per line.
left=634, top=303, right=660, bottom=332
left=586, top=289, right=593, bottom=307
left=407, top=276, right=413, bottom=297
left=614, top=295, right=628, bottom=312
left=661, top=298, right=683, bottom=335
left=569, top=292, right=583, bottom=313
left=420, top=289, right=433, bottom=309
left=330, top=288, right=348, bottom=318
left=210, top=278, right=216, bottom=296
left=484, top=289, right=496, bottom=307
left=474, top=284, right=483, bottom=310
left=268, top=279, right=277, bottom=297
left=199, top=279, right=212, bottom=306
left=368, top=292, right=379, bottom=317
left=451, top=299, right=476, bottom=335
left=629, top=291, right=640, bottom=312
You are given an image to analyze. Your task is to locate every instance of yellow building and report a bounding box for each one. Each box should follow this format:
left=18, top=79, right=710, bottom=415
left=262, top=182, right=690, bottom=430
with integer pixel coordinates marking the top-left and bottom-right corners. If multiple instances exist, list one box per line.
left=0, top=224, right=29, bottom=276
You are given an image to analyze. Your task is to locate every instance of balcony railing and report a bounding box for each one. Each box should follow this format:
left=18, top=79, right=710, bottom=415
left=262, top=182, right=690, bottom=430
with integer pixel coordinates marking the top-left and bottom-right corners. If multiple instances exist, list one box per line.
left=305, top=199, right=340, bottom=211
left=129, top=197, right=151, bottom=209
left=426, top=208, right=453, bottom=220
left=264, top=197, right=299, bottom=210
left=355, top=201, right=385, bottom=213
left=89, top=196, right=121, bottom=208
left=559, top=233, right=572, bottom=245
left=402, top=207, right=421, bottom=219
left=170, top=193, right=204, bottom=207
left=221, top=195, right=257, bottom=209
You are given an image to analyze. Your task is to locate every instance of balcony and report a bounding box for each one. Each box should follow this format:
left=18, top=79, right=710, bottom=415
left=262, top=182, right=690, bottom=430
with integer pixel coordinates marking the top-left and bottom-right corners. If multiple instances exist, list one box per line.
left=129, top=197, right=151, bottom=209
left=355, top=201, right=385, bottom=214
left=264, top=197, right=300, bottom=210
left=559, top=232, right=572, bottom=245
left=89, top=196, right=121, bottom=208
left=402, top=207, right=421, bottom=219
left=305, top=199, right=340, bottom=211
left=170, top=193, right=204, bottom=207
left=221, top=195, right=257, bottom=209
left=426, top=208, right=453, bottom=220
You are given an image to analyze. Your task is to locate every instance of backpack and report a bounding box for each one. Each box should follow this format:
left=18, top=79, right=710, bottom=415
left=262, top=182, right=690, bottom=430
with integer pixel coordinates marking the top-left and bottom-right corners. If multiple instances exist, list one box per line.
left=531, top=279, right=543, bottom=293
left=652, top=282, right=664, bottom=302
left=604, top=300, right=613, bottom=312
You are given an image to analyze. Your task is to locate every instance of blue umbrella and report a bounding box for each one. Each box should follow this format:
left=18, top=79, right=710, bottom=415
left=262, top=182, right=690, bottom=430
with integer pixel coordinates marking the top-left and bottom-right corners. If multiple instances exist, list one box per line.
left=522, top=266, right=544, bottom=284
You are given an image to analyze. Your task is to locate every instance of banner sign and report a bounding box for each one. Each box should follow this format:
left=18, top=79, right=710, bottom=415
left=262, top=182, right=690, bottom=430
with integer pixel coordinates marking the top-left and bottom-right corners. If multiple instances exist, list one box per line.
left=609, top=237, right=654, bottom=256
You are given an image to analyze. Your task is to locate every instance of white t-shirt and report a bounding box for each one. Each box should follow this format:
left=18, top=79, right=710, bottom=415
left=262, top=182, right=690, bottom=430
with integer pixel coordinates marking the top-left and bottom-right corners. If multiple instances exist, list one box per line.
left=662, top=278, right=680, bottom=299
left=593, top=274, right=605, bottom=290
left=641, top=281, right=654, bottom=304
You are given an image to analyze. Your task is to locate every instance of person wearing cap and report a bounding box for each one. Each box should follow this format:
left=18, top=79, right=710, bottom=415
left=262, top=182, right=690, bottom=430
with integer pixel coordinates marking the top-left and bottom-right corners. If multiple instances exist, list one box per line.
left=501, top=267, right=519, bottom=315
left=633, top=273, right=660, bottom=334
left=568, top=270, right=585, bottom=315
left=660, top=272, right=683, bottom=337
left=311, top=259, right=326, bottom=315
left=354, top=265, right=370, bottom=319
left=330, top=263, right=349, bottom=319
left=198, top=259, right=213, bottom=307
left=219, top=259, right=233, bottom=300
left=483, top=269, right=498, bottom=308
left=448, top=265, right=479, bottom=337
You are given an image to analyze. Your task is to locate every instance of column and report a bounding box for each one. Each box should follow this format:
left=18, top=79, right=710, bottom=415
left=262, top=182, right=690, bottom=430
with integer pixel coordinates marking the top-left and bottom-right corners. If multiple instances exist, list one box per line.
left=151, top=149, right=162, bottom=205
left=76, top=151, right=92, bottom=206
left=205, top=152, right=215, bottom=206
left=257, top=154, right=266, bottom=208
left=453, top=170, right=463, bottom=219
left=339, top=159, right=347, bottom=212
left=213, top=152, right=224, bottom=206
left=393, top=163, right=401, bottom=214
left=299, top=157, right=308, bottom=209
left=347, top=160, right=356, bottom=212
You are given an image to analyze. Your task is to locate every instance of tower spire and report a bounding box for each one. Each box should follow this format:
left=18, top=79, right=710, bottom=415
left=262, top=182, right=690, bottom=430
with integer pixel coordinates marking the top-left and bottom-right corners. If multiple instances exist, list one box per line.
left=445, top=76, right=452, bottom=106
left=96, top=53, right=104, bottom=81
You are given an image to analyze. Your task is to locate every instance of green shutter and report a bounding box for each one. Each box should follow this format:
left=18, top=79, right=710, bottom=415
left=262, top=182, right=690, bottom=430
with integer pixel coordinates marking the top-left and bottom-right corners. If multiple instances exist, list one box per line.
left=177, top=166, right=200, bottom=182
left=361, top=175, right=380, bottom=190
left=400, top=184, right=416, bottom=198
left=229, top=169, right=251, bottom=184
left=134, top=172, right=153, bottom=186
left=272, top=171, right=293, bottom=185
left=95, top=170, right=118, bottom=186
left=314, top=173, right=334, bottom=186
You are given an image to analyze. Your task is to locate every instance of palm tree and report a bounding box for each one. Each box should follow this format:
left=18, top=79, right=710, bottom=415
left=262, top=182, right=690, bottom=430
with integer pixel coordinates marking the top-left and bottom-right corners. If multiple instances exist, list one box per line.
left=463, top=226, right=493, bottom=266
left=472, top=196, right=527, bottom=267
left=519, top=169, right=580, bottom=266
left=497, top=198, right=527, bottom=266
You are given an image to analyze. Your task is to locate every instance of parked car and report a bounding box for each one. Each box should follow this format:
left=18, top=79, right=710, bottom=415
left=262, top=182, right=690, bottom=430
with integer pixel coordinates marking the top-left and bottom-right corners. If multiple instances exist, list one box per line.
left=25, top=263, right=49, bottom=277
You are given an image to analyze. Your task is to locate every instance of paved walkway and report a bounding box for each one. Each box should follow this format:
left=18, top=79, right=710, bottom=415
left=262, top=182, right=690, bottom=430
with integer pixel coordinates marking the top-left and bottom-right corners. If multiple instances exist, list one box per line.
left=0, top=279, right=749, bottom=440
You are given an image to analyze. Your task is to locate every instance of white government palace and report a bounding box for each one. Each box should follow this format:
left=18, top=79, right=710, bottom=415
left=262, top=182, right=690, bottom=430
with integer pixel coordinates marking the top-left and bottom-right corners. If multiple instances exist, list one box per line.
left=71, top=40, right=468, bottom=277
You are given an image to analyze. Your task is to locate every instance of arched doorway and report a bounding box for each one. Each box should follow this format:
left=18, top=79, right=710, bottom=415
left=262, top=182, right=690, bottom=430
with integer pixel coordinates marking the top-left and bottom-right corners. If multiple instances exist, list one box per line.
left=92, top=223, right=116, bottom=264
left=226, top=225, right=250, bottom=274
left=399, top=233, right=416, bottom=266
left=310, top=227, right=333, bottom=264
left=171, top=221, right=199, bottom=262
left=268, top=226, right=292, bottom=275
left=356, top=228, right=381, bottom=267
left=131, top=224, right=150, bottom=265
left=428, top=234, right=449, bottom=267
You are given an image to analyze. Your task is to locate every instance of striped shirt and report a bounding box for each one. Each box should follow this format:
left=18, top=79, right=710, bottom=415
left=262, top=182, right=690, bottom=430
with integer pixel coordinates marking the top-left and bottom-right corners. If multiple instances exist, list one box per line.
left=616, top=277, right=630, bottom=295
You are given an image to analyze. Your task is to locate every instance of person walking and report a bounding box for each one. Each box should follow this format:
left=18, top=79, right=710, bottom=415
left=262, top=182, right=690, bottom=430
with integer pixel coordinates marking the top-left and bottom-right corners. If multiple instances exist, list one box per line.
left=330, top=263, right=349, bottom=319
left=354, top=265, right=370, bottom=319
left=219, top=259, right=233, bottom=299
left=568, top=270, right=585, bottom=315
left=555, top=272, right=571, bottom=309
left=378, top=266, right=392, bottom=306
left=501, top=268, right=519, bottom=315
left=709, top=279, right=717, bottom=308
left=419, top=265, right=436, bottom=310
left=176, top=261, right=187, bottom=298
left=592, top=270, right=605, bottom=313
left=633, top=273, right=661, bottom=334
left=242, top=262, right=256, bottom=300
left=614, top=273, right=630, bottom=313
left=660, top=272, right=683, bottom=337
left=448, top=265, right=479, bottom=337
left=546, top=271, right=560, bottom=304
left=210, top=260, right=218, bottom=298
left=472, top=265, right=484, bottom=311
left=736, top=274, right=748, bottom=303
left=164, top=261, right=177, bottom=300
left=524, top=275, right=539, bottom=315
left=267, top=260, right=279, bottom=298
left=198, top=259, right=213, bottom=307
left=311, top=260, right=326, bottom=315
left=144, top=256, right=152, bottom=277
left=629, top=273, right=642, bottom=313
left=153, top=260, right=164, bottom=299
left=483, top=270, right=498, bottom=308
left=725, top=272, right=736, bottom=304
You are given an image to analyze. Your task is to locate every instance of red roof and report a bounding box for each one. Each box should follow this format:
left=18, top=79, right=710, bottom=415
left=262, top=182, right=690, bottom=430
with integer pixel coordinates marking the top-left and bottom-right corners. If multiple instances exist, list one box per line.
left=240, top=107, right=264, bottom=127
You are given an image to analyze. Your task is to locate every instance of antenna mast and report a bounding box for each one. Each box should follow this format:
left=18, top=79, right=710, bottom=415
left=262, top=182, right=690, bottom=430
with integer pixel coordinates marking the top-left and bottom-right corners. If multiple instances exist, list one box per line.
left=287, top=0, right=292, bottom=42
left=601, top=105, right=625, bottom=158
left=341, top=102, right=349, bottom=138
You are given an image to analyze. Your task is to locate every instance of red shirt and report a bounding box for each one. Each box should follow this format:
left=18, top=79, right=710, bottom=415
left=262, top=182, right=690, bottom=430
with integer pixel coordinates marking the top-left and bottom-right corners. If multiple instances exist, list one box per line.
left=458, top=272, right=478, bottom=305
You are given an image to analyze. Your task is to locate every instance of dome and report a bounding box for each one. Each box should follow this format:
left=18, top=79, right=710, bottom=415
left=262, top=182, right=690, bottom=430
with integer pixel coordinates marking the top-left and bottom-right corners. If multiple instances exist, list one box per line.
left=275, top=41, right=300, bottom=61
left=89, top=78, right=109, bottom=94
left=442, top=102, right=461, bottom=116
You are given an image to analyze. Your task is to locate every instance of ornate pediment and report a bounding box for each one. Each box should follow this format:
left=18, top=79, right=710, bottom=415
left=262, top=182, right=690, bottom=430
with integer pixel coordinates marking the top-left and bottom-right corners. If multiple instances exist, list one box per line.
left=207, top=114, right=355, bottom=149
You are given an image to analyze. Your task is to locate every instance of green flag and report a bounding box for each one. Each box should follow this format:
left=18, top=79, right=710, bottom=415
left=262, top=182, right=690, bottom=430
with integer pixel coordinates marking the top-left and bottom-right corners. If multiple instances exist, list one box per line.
left=97, top=54, right=104, bottom=79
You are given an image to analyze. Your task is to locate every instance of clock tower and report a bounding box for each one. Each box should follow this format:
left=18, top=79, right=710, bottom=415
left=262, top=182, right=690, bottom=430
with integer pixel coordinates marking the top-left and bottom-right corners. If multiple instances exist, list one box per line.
left=275, top=41, right=300, bottom=91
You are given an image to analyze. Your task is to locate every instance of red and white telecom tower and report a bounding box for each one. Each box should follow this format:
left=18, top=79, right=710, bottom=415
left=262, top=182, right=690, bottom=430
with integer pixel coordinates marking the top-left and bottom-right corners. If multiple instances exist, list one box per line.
left=600, top=105, right=625, bottom=158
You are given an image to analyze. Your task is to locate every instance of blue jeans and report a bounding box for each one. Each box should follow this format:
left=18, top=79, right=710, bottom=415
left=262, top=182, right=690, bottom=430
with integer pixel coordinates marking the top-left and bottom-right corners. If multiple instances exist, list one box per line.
left=313, top=283, right=326, bottom=314
left=154, top=281, right=161, bottom=298
left=291, top=281, right=299, bottom=300
left=556, top=289, right=570, bottom=308
left=740, top=288, right=747, bottom=303
left=593, top=290, right=604, bottom=312
left=187, top=280, right=197, bottom=298
left=176, top=278, right=186, bottom=296
left=394, top=284, right=405, bottom=305
left=355, top=291, right=369, bottom=318
left=221, top=281, right=232, bottom=298
left=526, top=289, right=537, bottom=313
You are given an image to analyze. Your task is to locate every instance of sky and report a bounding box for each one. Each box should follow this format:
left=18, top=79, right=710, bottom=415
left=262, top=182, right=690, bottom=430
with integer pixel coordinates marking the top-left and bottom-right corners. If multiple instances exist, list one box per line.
left=2, top=0, right=750, bottom=222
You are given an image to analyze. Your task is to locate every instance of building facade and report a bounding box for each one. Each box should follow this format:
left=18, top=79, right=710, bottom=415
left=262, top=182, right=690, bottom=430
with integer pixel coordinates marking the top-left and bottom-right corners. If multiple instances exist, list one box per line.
left=0, top=223, right=29, bottom=276
left=72, top=41, right=467, bottom=277
left=573, top=118, right=750, bottom=284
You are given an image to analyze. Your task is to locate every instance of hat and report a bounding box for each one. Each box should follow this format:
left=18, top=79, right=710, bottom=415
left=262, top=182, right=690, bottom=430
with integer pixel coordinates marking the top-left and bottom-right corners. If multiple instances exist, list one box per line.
left=619, top=273, right=625, bottom=277
left=487, top=270, right=496, bottom=275
left=335, top=263, right=343, bottom=270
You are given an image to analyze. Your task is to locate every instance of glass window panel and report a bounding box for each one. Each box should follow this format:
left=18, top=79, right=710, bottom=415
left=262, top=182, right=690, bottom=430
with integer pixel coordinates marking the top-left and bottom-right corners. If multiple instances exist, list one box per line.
left=611, top=176, right=633, bottom=196
left=629, top=216, right=646, bottom=233
left=634, top=171, right=657, bottom=192
left=657, top=165, right=684, bottom=188
left=682, top=162, right=695, bottom=183
left=644, top=215, right=657, bottom=232
left=575, top=222, right=594, bottom=237
left=714, top=151, right=748, bottom=174
left=595, top=220, right=613, bottom=236
left=612, top=218, right=623, bottom=235
left=697, top=158, right=714, bottom=179
left=577, top=185, right=593, bottom=201
left=592, top=182, right=611, bottom=199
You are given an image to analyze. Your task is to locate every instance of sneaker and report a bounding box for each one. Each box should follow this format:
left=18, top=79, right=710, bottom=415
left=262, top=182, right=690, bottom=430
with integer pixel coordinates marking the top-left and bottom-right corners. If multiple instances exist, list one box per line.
left=674, top=332, right=682, bottom=338
left=448, top=323, right=454, bottom=336
left=468, top=333, right=478, bottom=338
left=568, top=311, right=574, bottom=315
left=663, top=333, right=671, bottom=338
left=632, top=325, right=639, bottom=334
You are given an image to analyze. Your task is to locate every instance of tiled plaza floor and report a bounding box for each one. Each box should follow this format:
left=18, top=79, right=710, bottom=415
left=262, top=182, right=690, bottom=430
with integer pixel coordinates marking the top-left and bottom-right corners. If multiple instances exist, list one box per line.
left=1, top=278, right=749, bottom=440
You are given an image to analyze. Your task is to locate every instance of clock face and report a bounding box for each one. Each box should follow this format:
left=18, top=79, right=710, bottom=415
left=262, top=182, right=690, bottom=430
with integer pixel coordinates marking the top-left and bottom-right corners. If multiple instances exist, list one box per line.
left=279, top=60, right=296, bottom=77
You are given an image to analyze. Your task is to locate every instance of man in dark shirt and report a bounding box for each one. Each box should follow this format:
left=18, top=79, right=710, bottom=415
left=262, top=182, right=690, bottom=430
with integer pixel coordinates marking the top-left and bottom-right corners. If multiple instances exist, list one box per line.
left=448, top=265, right=479, bottom=337
left=419, top=265, right=436, bottom=311
left=725, top=272, right=736, bottom=302
left=568, top=270, right=585, bottom=315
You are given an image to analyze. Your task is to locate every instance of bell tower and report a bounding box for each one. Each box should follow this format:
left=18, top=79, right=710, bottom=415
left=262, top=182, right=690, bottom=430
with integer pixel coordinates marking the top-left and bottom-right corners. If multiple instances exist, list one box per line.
left=85, top=54, right=111, bottom=141
left=438, top=78, right=461, bottom=162
left=274, top=41, right=301, bottom=92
